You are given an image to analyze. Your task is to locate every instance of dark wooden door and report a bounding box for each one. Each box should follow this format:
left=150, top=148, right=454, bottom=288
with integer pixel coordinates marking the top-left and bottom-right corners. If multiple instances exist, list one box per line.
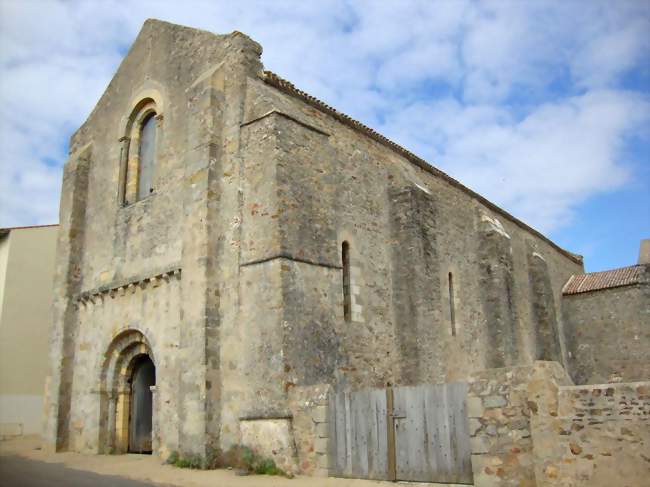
left=128, top=356, right=155, bottom=453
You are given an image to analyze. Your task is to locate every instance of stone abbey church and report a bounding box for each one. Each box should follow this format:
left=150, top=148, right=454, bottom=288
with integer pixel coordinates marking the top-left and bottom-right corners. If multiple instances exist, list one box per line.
left=45, top=20, right=649, bottom=485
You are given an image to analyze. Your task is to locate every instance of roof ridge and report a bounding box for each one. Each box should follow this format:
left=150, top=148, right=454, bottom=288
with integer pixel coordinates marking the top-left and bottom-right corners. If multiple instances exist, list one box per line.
left=577, top=264, right=643, bottom=276
left=262, top=70, right=582, bottom=265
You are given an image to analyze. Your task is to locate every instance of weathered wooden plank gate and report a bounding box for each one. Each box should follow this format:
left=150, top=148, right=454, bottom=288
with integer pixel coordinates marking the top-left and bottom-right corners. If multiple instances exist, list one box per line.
left=328, top=383, right=473, bottom=484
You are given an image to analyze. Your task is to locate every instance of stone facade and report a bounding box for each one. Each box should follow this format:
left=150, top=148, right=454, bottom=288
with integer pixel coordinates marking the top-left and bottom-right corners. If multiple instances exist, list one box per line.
left=43, top=19, right=647, bottom=484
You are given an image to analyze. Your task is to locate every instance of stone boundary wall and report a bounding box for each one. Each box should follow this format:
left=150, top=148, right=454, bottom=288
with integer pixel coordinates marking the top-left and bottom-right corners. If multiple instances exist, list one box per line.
left=287, top=384, right=330, bottom=476
left=467, top=361, right=572, bottom=486
left=467, top=361, right=650, bottom=487
left=534, top=381, right=650, bottom=486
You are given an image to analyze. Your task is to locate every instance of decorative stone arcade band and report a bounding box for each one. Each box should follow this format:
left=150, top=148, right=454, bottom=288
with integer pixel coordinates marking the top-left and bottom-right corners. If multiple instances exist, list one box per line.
left=76, top=267, right=181, bottom=308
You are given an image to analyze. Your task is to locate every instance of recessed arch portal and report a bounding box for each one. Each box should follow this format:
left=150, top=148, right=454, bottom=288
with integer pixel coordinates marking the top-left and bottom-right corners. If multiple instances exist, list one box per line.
left=99, top=329, right=156, bottom=454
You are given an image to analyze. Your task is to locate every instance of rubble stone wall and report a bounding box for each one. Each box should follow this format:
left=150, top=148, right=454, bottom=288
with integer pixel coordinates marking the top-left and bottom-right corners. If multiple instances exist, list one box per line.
left=562, top=276, right=650, bottom=385
left=287, top=384, right=330, bottom=477
left=467, top=361, right=649, bottom=487
left=467, top=361, right=572, bottom=487
left=534, top=381, right=650, bottom=487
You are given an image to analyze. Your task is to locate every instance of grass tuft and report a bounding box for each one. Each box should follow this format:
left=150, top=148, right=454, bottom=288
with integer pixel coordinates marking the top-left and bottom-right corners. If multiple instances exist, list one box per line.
left=165, top=445, right=291, bottom=477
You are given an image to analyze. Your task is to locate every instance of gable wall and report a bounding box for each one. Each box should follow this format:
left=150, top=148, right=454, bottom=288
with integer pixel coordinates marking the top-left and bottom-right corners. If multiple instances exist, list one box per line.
left=45, top=20, right=264, bottom=456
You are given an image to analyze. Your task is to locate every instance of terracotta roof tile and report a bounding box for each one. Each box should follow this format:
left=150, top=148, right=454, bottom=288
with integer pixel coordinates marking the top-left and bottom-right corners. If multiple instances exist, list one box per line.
left=563, top=265, right=647, bottom=295
left=262, top=71, right=582, bottom=265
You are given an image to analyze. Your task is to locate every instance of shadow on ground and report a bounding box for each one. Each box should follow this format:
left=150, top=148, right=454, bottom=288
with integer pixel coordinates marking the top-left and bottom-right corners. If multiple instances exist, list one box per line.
left=0, top=455, right=167, bottom=487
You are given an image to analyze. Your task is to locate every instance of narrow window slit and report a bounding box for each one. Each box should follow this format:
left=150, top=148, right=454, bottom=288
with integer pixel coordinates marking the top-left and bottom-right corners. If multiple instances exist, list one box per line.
left=342, top=241, right=351, bottom=322
left=448, top=272, right=456, bottom=336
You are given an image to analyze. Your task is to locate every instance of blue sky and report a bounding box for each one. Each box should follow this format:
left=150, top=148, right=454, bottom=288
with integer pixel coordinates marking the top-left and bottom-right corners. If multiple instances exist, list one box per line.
left=0, top=0, right=648, bottom=272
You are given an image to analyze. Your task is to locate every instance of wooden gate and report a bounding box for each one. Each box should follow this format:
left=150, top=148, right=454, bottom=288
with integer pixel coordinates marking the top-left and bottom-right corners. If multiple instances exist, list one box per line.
left=328, top=383, right=472, bottom=484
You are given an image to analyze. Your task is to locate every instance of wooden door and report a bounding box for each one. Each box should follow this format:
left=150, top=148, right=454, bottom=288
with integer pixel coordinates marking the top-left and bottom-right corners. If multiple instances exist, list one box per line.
left=328, top=382, right=473, bottom=483
left=393, top=383, right=473, bottom=483
left=128, top=356, right=155, bottom=453
left=328, top=388, right=389, bottom=479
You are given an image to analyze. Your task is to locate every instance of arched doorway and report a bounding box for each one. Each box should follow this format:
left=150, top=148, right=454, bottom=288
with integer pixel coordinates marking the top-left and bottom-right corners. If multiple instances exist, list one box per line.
left=128, top=355, right=156, bottom=453
left=99, top=329, right=157, bottom=455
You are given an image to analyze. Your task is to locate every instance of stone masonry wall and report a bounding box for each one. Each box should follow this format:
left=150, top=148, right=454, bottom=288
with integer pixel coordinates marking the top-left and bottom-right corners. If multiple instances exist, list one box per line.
left=287, top=384, right=330, bottom=477
left=467, top=361, right=649, bottom=487
left=243, top=75, right=584, bottom=393
left=234, top=384, right=330, bottom=476
left=562, top=276, right=650, bottom=385
left=467, top=361, right=572, bottom=487
left=533, top=381, right=650, bottom=487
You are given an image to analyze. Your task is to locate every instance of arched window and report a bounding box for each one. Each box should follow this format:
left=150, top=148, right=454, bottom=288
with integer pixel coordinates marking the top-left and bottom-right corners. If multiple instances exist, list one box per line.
left=137, top=112, right=156, bottom=200
left=119, top=98, right=160, bottom=206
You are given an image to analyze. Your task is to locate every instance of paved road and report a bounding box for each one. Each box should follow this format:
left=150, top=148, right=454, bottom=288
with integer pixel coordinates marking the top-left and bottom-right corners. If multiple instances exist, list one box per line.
left=0, top=455, right=165, bottom=487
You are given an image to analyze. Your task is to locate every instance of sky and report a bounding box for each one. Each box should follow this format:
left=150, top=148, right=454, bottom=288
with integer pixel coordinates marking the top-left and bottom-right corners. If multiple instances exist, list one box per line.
left=0, top=0, right=648, bottom=272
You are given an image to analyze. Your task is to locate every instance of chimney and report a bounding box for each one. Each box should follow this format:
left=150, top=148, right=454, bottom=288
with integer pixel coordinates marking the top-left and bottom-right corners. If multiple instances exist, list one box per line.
left=639, top=239, right=650, bottom=265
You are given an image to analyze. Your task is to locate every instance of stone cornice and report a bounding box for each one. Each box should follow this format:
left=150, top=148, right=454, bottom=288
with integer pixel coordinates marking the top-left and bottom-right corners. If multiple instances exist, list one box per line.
left=76, top=265, right=181, bottom=304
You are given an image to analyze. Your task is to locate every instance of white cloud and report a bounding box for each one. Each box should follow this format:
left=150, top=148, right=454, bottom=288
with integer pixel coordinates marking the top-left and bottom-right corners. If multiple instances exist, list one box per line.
left=380, top=90, right=649, bottom=231
left=0, top=0, right=648, bottom=235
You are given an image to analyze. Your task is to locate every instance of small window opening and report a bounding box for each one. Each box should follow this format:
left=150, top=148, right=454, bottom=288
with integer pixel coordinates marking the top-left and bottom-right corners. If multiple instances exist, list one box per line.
left=448, top=272, right=456, bottom=336
left=137, top=112, right=157, bottom=201
left=342, top=241, right=351, bottom=322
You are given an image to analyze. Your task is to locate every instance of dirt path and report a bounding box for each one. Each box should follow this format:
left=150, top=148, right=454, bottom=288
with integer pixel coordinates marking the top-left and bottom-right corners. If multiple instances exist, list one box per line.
left=0, top=436, right=467, bottom=487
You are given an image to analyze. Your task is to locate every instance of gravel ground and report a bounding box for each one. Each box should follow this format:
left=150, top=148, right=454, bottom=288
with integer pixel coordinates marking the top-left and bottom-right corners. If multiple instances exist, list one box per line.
left=0, top=436, right=468, bottom=487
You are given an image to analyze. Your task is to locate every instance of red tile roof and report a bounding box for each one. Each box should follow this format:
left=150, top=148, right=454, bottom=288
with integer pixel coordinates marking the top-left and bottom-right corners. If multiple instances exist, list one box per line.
left=262, top=71, right=582, bottom=265
left=563, top=265, right=647, bottom=295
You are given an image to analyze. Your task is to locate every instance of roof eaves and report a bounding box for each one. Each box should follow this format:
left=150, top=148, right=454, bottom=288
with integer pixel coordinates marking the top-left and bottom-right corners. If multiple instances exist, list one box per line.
left=0, top=223, right=58, bottom=233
